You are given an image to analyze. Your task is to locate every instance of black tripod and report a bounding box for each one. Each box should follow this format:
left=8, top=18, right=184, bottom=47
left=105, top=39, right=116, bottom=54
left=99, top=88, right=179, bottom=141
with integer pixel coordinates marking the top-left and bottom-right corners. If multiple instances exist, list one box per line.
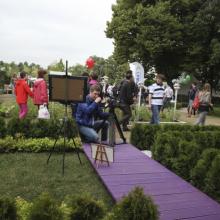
left=108, top=104, right=126, bottom=147
left=47, top=61, right=82, bottom=175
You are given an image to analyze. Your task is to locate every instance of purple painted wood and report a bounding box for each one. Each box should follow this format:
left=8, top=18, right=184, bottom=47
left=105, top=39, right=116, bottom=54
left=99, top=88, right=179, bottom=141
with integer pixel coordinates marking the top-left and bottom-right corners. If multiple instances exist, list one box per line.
left=83, top=143, right=220, bottom=220
left=187, top=214, right=220, bottom=220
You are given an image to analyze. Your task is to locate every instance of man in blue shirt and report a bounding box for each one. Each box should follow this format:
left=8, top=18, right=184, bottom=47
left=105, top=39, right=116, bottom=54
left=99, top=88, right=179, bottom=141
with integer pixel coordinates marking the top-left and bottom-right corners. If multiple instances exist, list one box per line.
left=76, top=84, right=109, bottom=143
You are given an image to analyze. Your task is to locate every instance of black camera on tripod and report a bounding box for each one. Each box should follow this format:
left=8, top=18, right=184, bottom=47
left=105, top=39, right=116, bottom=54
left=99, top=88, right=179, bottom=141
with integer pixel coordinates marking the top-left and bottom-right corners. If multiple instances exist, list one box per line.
left=102, top=94, right=120, bottom=112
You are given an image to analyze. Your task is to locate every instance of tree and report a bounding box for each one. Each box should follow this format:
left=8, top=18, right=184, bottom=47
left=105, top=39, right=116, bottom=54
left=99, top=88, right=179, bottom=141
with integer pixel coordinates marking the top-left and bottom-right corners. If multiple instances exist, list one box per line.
left=48, top=59, right=65, bottom=72
left=186, top=0, right=220, bottom=90
left=68, top=64, right=87, bottom=76
left=106, top=0, right=220, bottom=87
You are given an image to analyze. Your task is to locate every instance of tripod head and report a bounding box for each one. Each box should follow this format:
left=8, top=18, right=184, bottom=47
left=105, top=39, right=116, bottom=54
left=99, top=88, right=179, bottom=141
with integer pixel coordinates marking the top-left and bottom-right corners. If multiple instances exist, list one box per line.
left=102, top=94, right=120, bottom=113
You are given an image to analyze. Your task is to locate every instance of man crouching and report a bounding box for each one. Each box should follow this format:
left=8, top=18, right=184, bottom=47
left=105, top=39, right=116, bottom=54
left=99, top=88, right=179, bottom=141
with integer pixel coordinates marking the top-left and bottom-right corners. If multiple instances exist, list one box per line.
left=76, top=84, right=109, bottom=143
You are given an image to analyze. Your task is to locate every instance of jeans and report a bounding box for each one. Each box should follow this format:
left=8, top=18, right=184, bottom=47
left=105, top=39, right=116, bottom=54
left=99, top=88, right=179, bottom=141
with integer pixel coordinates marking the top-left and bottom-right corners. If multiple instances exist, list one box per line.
left=150, top=105, right=162, bottom=124
left=78, top=120, right=109, bottom=143
left=195, top=111, right=208, bottom=125
left=19, top=103, right=28, bottom=119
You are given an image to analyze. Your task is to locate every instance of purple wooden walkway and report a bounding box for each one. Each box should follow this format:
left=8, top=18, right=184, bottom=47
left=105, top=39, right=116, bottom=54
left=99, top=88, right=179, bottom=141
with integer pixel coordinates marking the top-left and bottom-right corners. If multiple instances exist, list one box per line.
left=83, top=143, right=220, bottom=220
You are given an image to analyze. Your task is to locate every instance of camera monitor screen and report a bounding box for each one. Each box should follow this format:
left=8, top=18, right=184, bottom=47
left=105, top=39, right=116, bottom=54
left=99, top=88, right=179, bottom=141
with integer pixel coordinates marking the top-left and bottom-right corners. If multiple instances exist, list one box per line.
left=49, top=75, right=87, bottom=103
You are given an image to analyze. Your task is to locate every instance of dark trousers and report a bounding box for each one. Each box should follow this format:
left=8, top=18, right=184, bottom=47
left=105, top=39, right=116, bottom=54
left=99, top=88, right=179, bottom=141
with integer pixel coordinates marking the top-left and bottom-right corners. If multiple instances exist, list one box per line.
left=119, top=103, right=132, bottom=129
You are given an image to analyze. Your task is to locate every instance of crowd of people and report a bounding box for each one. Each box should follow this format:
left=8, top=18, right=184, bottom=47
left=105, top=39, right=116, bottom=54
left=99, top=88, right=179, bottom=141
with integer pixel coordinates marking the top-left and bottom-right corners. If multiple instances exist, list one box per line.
left=11, top=69, right=214, bottom=143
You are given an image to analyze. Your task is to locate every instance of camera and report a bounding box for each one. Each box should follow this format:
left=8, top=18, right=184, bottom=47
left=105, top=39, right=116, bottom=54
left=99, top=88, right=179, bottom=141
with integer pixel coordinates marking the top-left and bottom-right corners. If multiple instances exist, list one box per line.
left=101, top=94, right=120, bottom=111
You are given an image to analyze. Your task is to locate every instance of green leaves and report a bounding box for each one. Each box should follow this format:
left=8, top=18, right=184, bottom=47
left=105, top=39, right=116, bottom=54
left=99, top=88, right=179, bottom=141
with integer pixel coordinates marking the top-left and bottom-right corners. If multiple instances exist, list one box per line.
left=106, top=0, right=220, bottom=86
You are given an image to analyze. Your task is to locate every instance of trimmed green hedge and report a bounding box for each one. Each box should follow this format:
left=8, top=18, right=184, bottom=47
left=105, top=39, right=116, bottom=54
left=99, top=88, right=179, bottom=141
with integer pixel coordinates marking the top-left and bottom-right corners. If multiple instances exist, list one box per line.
left=130, top=124, right=220, bottom=202
left=130, top=124, right=220, bottom=150
left=0, top=117, right=6, bottom=138
left=0, top=136, right=81, bottom=153
left=1, top=188, right=158, bottom=220
left=5, top=117, right=78, bottom=139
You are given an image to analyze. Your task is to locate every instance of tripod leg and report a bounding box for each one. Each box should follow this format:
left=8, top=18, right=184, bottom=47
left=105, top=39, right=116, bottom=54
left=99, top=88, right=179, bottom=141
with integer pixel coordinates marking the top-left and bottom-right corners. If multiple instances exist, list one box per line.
left=72, top=138, right=82, bottom=164
left=47, top=122, right=64, bottom=164
left=62, top=134, right=66, bottom=176
left=113, top=112, right=126, bottom=143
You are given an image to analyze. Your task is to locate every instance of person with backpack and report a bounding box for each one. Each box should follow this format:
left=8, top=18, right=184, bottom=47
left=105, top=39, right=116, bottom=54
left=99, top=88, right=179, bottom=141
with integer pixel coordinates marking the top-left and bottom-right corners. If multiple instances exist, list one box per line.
left=118, top=70, right=137, bottom=131
left=15, top=71, right=34, bottom=119
left=195, top=83, right=213, bottom=125
left=187, top=82, right=197, bottom=117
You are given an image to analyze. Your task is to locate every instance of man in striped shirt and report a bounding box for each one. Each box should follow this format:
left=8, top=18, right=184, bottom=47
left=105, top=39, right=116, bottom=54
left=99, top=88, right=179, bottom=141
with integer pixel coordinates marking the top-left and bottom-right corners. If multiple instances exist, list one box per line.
left=148, top=74, right=165, bottom=124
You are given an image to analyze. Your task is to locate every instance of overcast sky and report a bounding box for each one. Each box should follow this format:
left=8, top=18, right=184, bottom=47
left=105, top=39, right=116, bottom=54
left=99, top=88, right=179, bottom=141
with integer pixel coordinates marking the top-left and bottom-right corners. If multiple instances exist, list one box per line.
left=0, top=0, right=116, bottom=67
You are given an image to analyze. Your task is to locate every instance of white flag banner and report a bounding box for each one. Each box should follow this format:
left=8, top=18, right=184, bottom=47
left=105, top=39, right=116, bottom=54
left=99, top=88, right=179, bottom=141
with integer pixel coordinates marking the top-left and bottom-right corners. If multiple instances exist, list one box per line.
left=129, top=62, right=145, bottom=84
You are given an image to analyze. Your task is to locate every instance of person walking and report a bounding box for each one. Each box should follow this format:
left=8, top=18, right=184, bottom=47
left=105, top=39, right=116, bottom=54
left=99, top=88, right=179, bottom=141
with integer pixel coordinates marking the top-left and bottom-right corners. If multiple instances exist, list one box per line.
left=161, top=83, right=173, bottom=112
left=187, top=82, right=197, bottom=117
left=119, top=70, right=137, bottom=131
left=148, top=74, right=165, bottom=124
left=15, top=71, right=33, bottom=119
left=195, top=83, right=213, bottom=125
left=33, top=69, right=48, bottom=109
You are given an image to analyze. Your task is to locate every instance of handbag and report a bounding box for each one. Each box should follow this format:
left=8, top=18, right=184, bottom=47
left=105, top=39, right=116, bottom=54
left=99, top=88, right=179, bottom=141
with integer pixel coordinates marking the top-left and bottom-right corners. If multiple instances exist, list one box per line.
left=192, top=95, right=199, bottom=110
left=38, top=104, right=50, bottom=119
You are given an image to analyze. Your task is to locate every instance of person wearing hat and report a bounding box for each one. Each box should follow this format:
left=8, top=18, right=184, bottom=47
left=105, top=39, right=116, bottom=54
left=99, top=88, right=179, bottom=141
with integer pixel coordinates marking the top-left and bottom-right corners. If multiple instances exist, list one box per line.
left=33, top=69, right=48, bottom=109
left=148, top=74, right=165, bottom=124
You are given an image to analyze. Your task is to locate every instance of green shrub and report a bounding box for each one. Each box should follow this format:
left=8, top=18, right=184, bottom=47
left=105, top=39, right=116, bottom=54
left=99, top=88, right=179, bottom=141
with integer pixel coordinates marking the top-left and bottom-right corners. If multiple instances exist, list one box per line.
left=0, top=104, right=15, bottom=117
left=0, top=136, right=81, bottom=153
left=131, top=106, right=151, bottom=122
left=204, top=154, right=220, bottom=202
left=213, top=132, right=220, bottom=150
left=152, top=131, right=180, bottom=166
left=171, top=140, right=200, bottom=180
left=194, top=132, right=216, bottom=150
left=107, top=187, right=158, bottom=220
left=0, top=197, right=17, bottom=220
left=29, top=193, right=62, bottom=220
left=130, top=124, right=160, bottom=150
left=6, top=116, right=79, bottom=139
left=0, top=117, right=6, bottom=138
left=7, top=117, right=32, bottom=138
left=30, top=120, right=52, bottom=138
left=16, top=197, right=33, bottom=220
left=190, top=148, right=220, bottom=189
left=69, top=194, right=105, bottom=220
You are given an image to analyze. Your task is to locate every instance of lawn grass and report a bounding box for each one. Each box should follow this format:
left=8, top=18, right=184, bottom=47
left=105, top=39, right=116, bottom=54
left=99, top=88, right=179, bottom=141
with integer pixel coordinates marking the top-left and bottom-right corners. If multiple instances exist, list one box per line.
left=209, top=106, right=220, bottom=117
left=0, top=152, right=114, bottom=209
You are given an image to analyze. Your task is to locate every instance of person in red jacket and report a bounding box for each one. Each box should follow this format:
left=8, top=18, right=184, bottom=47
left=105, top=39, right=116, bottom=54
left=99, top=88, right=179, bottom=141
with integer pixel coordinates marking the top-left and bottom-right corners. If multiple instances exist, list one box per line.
left=15, top=71, right=34, bottom=119
left=33, top=69, right=48, bottom=109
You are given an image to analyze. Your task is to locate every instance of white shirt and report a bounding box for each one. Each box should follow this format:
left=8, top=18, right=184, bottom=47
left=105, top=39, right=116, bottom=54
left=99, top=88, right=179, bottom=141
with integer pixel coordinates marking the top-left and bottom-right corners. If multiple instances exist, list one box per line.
left=164, top=86, right=173, bottom=98
left=149, top=83, right=165, bottom=105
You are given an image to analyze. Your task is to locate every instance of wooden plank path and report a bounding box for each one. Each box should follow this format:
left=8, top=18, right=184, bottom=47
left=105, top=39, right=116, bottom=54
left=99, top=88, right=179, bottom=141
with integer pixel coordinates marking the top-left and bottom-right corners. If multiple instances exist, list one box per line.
left=83, top=143, right=220, bottom=220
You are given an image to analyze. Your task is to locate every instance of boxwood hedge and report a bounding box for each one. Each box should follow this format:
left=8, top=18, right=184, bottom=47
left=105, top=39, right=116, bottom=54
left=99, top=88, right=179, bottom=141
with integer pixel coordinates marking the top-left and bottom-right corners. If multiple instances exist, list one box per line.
left=130, top=124, right=220, bottom=202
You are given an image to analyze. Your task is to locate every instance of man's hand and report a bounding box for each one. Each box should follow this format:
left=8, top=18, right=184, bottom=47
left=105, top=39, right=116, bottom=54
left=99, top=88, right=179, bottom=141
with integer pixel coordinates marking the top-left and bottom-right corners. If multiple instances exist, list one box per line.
left=95, top=97, right=102, bottom=103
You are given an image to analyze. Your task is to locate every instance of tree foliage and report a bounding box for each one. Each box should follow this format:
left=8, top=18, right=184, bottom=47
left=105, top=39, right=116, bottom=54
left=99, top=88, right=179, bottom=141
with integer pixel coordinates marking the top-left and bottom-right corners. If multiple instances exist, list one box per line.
left=106, top=0, right=220, bottom=87
left=0, top=60, right=41, bottom=86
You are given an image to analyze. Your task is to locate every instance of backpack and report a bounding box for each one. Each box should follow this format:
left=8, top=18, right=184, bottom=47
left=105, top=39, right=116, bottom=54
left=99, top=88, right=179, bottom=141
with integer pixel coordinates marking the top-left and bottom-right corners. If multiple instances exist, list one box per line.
left=192, top=95, right=199, bottom=110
